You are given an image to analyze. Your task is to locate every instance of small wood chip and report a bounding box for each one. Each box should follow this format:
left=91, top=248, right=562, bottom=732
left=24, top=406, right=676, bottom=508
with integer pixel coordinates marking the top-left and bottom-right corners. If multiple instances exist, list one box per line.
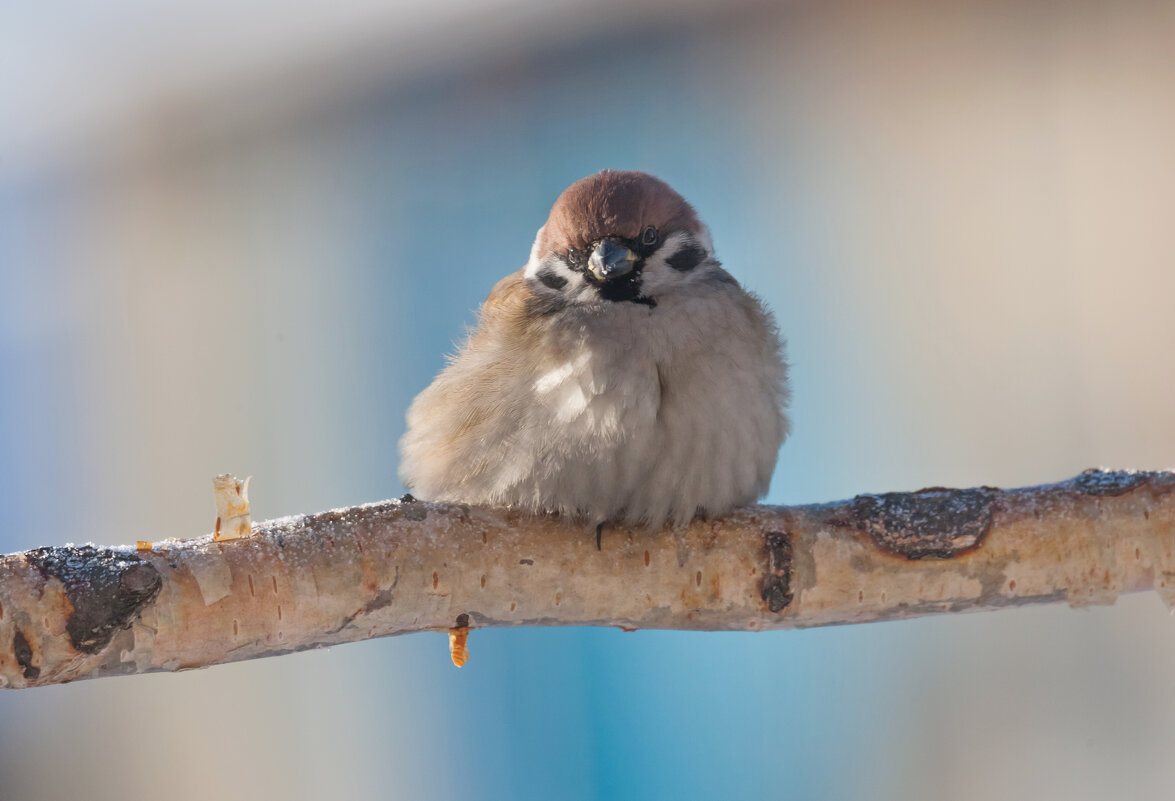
left=212, top=474, right=253, bottom=542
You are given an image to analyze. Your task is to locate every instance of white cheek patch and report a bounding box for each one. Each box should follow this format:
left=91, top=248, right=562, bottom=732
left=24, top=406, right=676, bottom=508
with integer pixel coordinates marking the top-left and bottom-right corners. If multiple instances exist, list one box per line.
left=528, top=255, right=587, bottom=295
left=644, top=231, right=695, bottom=271
left=528, top=225, right=545, bottom=265
left=640, top=231, right=715, bottom=294
left=524, top=229, right=586, bottom=296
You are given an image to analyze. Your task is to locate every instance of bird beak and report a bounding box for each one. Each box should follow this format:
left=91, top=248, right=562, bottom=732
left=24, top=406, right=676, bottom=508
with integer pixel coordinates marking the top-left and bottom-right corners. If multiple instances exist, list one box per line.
left=588, top=239, right=636, bottom=281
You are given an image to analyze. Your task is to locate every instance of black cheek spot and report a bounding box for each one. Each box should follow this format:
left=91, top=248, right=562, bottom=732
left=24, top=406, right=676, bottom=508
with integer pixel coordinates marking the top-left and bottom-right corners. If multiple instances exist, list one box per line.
left=666, top=245, right=706, bottom=272
left=537, top=268, right=568, bottom=291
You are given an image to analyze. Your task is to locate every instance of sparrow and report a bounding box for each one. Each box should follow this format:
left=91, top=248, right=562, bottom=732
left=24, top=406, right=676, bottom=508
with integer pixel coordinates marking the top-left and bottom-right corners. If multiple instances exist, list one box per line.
left=399, top=170, right=789, bottom=534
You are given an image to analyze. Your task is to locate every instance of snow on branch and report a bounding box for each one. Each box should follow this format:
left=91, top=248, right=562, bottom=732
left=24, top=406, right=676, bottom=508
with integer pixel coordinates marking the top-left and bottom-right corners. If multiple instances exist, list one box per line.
left=1, top=469, right=1172, bottom=689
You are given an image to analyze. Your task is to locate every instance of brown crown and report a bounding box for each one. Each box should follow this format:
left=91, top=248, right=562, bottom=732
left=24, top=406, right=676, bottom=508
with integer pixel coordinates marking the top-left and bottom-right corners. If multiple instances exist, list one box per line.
left=537, top=170, right=701, bottom=255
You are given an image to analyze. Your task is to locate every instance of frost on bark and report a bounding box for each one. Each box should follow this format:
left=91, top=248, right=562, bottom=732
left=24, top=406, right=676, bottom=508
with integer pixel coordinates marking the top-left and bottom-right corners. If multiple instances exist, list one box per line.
left=0, top=469, right=1172, bottom=689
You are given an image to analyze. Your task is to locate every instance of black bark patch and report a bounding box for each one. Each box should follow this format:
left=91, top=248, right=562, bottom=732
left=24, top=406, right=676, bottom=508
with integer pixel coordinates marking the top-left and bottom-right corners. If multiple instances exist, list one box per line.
left=666, top=244, right=706, bottom=272
left=455, top=613, right=470, bottom=628
left=760, top=531, right=794, bottom=613
left=1075, top=468, right=1150, bottom=496
left=13, top=629, right=38, bottom=680
left=24, top=546, right=162, bottom=654
left=849, top=487, right=996, bottom=559
left=519, top=558, right=534, bottom=565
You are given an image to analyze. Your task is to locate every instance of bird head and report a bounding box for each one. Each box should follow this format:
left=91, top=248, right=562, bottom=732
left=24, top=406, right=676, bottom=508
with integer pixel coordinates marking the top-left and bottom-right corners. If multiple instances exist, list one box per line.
left=524, top=171, right=725, bottom=311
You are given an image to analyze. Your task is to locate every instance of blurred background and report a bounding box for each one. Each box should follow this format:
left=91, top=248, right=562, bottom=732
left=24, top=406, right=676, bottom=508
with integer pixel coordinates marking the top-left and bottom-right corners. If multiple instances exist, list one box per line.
left=2, top=0, right=1175, bottom=798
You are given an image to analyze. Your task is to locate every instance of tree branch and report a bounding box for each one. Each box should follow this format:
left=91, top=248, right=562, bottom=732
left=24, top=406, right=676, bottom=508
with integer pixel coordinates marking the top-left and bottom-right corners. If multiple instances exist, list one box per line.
left=1, top=469, right=1172, bottom=689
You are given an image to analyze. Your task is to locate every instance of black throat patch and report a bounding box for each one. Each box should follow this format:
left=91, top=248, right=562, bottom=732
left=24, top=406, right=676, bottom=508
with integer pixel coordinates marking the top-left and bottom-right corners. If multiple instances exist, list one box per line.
left=594, top=269, right=647, bottom=304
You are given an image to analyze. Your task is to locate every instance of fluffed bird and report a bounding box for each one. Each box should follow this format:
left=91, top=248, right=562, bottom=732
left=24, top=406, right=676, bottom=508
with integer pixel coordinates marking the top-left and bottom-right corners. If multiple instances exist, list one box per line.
left=399, top=170, right=789, bottom=532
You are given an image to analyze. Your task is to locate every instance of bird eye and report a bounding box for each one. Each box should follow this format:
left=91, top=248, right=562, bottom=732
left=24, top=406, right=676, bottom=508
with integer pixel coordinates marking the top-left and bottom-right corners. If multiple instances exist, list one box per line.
left=641, top=225, right=659, bottom=246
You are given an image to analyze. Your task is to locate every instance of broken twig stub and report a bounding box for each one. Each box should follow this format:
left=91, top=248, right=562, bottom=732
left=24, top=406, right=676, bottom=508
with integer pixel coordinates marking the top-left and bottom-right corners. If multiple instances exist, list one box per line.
left=212, top=474, right=253, bottom=542
left=1, top=468, right=1172, bottom=688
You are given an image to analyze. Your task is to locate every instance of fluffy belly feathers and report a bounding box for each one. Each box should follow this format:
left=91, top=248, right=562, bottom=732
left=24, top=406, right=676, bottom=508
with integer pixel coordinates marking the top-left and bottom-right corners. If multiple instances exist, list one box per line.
left=400, top=291, right=787, bottom=527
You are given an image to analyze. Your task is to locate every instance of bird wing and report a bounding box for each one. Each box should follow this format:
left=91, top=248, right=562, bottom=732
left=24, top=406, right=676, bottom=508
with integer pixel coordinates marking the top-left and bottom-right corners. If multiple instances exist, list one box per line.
left=399, top=270, right=553, bottom=503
